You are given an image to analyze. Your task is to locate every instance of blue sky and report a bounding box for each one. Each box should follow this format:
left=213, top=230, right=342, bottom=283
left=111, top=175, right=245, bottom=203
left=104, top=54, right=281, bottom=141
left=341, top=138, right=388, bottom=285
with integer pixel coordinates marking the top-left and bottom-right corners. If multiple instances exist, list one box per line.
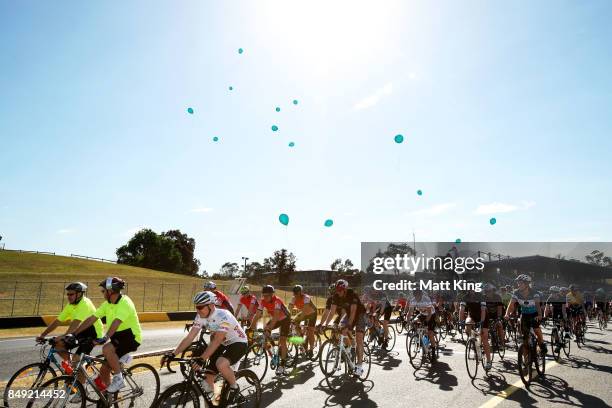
left=1, top=1, right=611, bottom=275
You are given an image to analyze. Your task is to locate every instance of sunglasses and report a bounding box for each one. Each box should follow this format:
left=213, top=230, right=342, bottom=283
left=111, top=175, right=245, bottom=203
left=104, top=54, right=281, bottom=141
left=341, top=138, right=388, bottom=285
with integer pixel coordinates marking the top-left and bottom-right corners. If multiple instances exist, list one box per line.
left=195, top=305, right=208, bottom=310
left=66, top=292, right=77, bottom=297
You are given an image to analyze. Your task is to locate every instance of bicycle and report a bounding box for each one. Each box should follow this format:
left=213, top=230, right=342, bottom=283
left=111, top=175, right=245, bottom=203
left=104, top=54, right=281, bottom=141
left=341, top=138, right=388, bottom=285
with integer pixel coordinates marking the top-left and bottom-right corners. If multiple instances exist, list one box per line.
left=364, top=317, right=396, bottom=353
left=3, top=338, right=85, bottom=408
left=26, top=339, right=160, bottom=408
left=464, top=322, right=492, bottom=380
left=321, top=332, right=371, bottom=391
left=289, top=321, right=321, bottom=363
left=550, top=318, right=571, bottom=361
left=239, top=329, right=297, bottom=382
left=597, top=311, right=608, bottom=330
left=156, top=357, right=261, bottom=407
left=517, top=325, right=546, bottom=386
left=570, top=315, right=587, bottom=348
left=406, top=316, right=438, bottom=370
left=488, top=319, right=505, bottom=361
left=165, top=324, right=210, bottom=375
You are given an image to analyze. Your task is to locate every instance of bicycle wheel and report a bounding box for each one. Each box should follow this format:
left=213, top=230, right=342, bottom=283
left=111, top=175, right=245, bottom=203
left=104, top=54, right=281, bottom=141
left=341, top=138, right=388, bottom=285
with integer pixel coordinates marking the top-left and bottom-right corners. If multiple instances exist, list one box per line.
left=496, top=331, right=506, bottom=360
left=4, top=363, right=57, bottom=408
left=180, top=342, right=204, bottom=377
left=465, top=338, right=479, bottom=380
left=308, top=332, right=322, bottom=362
left=155, top=382, right=200, bottom=408
left=323, top=346, right=345, bottom=392
left=318, top=339, right=336, bottom=376
left=534, top=343, right=546, bottom=376
left=438, top=317, right=447, bottom=341
left=517, top=344, right=532, bottom=386
left=395, top=315, right=404, bottom=334
left=25, top=375, right=85, bottom=408
left=113, top=362, right=160, bottom=408
left=224, top=369, right=261, bottom=408
left=407, top=334, right=423, bottom=369
left=240, top=343, right=268, bottom=383
left=383, top=326, right=397, bottom=352
left=562, top=328, right=571, bottom=357
left=551, top=328, right=560, bottom=362
left=285, top=343, right=299, bottom=369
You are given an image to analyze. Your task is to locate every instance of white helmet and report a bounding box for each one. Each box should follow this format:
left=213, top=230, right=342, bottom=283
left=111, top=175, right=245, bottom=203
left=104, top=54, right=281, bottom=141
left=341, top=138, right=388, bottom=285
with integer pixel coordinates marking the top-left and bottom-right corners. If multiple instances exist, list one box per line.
left=193, top=291, right=216, bottom=305
left=203, top=281, right=217, bottom=290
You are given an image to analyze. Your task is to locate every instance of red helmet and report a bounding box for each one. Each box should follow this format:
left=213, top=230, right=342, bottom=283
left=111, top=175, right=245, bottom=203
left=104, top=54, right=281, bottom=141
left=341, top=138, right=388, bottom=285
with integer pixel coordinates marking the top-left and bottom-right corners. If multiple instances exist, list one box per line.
left=335, top=279, right=349, bottom=292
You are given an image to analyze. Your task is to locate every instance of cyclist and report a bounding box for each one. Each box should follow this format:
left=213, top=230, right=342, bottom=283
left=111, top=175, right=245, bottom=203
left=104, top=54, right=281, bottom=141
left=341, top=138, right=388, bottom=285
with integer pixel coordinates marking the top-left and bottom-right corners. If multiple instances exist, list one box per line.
left=594, top=288, right=609, bottom=325
left=504, top=274, right=547, bottom=356
left=36, top=282, right=103, bottom=379
left=566, top=284, right=586, bottom=339
left=460, top=284, right=491, bottom=369
left=372, top=290, right=393, bottom=349
left=318, top=279, right=368, bottom=376
left=250, top=285, right=291, bottom=375
left=319, top=284, right=343, bottom=328
left=161, top=291, right=247, bottom=403
left=484, top=283, right=504, bottom=348
left=235, top=285, right=260, bottom=324
left=407, top=288, right=439, bottom=361
left=74, top=277, right=141, bottom=393
left=546, top=286, right=569, bottom=351
left=500, top=286, right=512, bottom=310
left=204, top=281, right=235, bottom=315
left=288, top=285, right=318, bottom=358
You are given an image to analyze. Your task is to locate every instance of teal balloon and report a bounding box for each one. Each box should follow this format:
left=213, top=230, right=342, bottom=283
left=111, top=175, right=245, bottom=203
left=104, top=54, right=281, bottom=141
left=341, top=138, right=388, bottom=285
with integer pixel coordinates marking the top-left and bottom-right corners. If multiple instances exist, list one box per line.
left=238, top=48, right=244, bottom=54
left=279, top=213, right=289, bottom=226
left=271, top=125, right=279, bottom=132
left=288, top=142, right=295, bottom=147
left=455, top=238, right=461, bottom=243
left=394, top=134, right=404, bottom=144
left=229, top=86, right=233, bottom=91
left=324, top=219, right=334, bottom=227
left=489, top=217, right=497, bottom=225
left=417, top=189, right=423, bottom=196
left=275, top=107, right=281, bottom=112
left=187, top=107, right=194, bottom=114
left=212, top=136, right=219, bottom=142
left=292, top=99, right=298, bottom=105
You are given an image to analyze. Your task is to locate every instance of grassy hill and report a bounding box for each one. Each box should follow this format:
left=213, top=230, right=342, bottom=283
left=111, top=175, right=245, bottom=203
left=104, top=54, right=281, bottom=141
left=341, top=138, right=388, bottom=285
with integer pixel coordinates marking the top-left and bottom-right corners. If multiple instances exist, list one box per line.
left=0, top=251, right=326, bottom=317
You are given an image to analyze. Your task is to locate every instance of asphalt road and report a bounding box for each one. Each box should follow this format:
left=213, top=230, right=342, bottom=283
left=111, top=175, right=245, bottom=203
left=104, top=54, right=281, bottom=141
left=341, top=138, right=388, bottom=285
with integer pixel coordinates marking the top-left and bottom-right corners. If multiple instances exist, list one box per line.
left=1, top=322, right=610, bottom=407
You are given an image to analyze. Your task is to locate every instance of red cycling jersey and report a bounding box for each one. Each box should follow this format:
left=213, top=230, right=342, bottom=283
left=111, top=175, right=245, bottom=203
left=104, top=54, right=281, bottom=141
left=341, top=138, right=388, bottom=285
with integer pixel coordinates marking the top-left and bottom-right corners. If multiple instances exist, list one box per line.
left=240, top=294, right=260, bottom=310
left=213, top=290, right=234, bottom=311
left=397, top=299, right=407, bottom=308
left=259, top=295, right=290, bottom=318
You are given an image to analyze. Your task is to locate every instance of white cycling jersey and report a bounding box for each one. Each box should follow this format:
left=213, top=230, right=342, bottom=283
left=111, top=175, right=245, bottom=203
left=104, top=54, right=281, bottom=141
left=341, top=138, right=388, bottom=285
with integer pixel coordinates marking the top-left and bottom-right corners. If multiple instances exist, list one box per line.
left=408, top=295, right=435, bottom=314
left=193, top=308, right=247, bottom=346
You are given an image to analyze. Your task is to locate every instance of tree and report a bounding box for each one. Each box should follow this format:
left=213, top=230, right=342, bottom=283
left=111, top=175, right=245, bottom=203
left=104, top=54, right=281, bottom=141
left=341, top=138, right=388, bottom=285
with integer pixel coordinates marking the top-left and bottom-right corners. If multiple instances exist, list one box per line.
left=161, top=230, right=201, bottom=275
left=264, top=249, right=297, bottom=286
left=244, top=261, right=266, bottom=280
left=116, top=228, right=201, bottom=275
left=585, top=250, right=612, bottom=267
left=220, top=262, right=240, bottom=278
left=330, top=258, right=342, bottom=271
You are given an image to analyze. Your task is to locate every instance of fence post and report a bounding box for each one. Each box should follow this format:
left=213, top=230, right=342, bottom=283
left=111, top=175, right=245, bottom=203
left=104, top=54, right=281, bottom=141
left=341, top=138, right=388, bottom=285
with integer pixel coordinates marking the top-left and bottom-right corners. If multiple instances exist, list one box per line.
left=159, top=283, right=164, bottom=311
left=10, top=281, right=17, bottom=316
left=35, top=282, right=43, bottom=315
left=61, top=282, right=66, bottom=310
left=177, top=284, right=181, bottom=311
left=142, top=282, right=146, bottom=312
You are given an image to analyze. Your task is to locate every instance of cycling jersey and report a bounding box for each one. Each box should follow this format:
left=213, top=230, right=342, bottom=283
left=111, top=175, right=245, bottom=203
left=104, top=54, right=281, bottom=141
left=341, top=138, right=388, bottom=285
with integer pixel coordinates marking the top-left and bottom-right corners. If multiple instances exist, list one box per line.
left=193, top=308, right=247, bottom=346
left=408, top=294, right=435, bottom=315
left=566, top=292, right=584, bottom=307
left=94, top=295, right=142, bottom=343
left=259, top=295, right=290, bottom=318
left=239, top=294, right=260, bottom=310
left=213, top=290, right=234, bottom=312
left=460, top=292, right=486, bottom=322
left=58, top=296, right=104, bottom=338
left=397, top=299, right=407, bottom=309
left=325, top=296, right=344, bottom=316
left=291, top=294, right=313, bottom=310
left=501, top=293, right=512, bottom=308
left=512, top=289, right=540, bottom=316
left=546, top=294, right=565, bottom=313
left=331, top=289, right=366, bottom=316
left=485, top=293, right=503, bottom=319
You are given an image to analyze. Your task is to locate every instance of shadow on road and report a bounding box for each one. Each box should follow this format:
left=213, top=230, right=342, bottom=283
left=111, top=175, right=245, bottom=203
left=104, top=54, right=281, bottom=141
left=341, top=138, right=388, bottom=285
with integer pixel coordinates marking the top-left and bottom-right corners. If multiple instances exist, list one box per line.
left=412, top=361, right=458, bottom=391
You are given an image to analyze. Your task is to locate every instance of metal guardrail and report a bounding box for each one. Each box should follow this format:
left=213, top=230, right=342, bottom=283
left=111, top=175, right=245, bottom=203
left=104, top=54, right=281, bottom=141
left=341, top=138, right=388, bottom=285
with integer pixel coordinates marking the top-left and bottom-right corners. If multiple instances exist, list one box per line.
left=70, top=254, right=116, bottom=263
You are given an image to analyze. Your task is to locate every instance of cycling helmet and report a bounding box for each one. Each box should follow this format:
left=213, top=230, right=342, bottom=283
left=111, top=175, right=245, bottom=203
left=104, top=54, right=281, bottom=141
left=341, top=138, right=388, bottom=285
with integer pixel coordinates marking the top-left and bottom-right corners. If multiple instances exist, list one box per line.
left=596, top=288, right=605, bottom=294
left=262, top=285, right=275, bottom=294
left=485, top=283, right=496, bottom=291
left=65, top=282, right=87, bottom=292
left=335, top=279, right=349, bottom=291
left=203, top=281, right=217, bottom=290
left=193, top=291, right=216, bottom=305
left=99, top=277, right=125, bottom=291
left=515, top=274, right=532, bottom=283
left=559, top=286, right=568, bottom=292
left=239, top=285, right=250, bottom=295
left=292, top=285, right=303, bottom=294
left=568, top=284, right=576, bottom=291
left=549, top=286, right=560, bottom=293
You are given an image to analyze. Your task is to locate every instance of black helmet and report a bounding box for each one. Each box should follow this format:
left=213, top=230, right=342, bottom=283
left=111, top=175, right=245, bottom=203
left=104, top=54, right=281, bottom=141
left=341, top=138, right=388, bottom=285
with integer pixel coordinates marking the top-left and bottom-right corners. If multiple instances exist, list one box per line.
left=99, top=277, right=125, bottom=291
left=262, top=285, right=275, bottom=294
left=292, top=285, right=303, bottom=294
left=65, top=282, right=87, bottom=292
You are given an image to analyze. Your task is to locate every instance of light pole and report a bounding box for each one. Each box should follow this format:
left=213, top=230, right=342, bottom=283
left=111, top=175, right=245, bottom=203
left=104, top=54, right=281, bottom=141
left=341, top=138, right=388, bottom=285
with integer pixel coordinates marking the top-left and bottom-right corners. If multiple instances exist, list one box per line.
left=242, top=257, right=249, bottom=277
